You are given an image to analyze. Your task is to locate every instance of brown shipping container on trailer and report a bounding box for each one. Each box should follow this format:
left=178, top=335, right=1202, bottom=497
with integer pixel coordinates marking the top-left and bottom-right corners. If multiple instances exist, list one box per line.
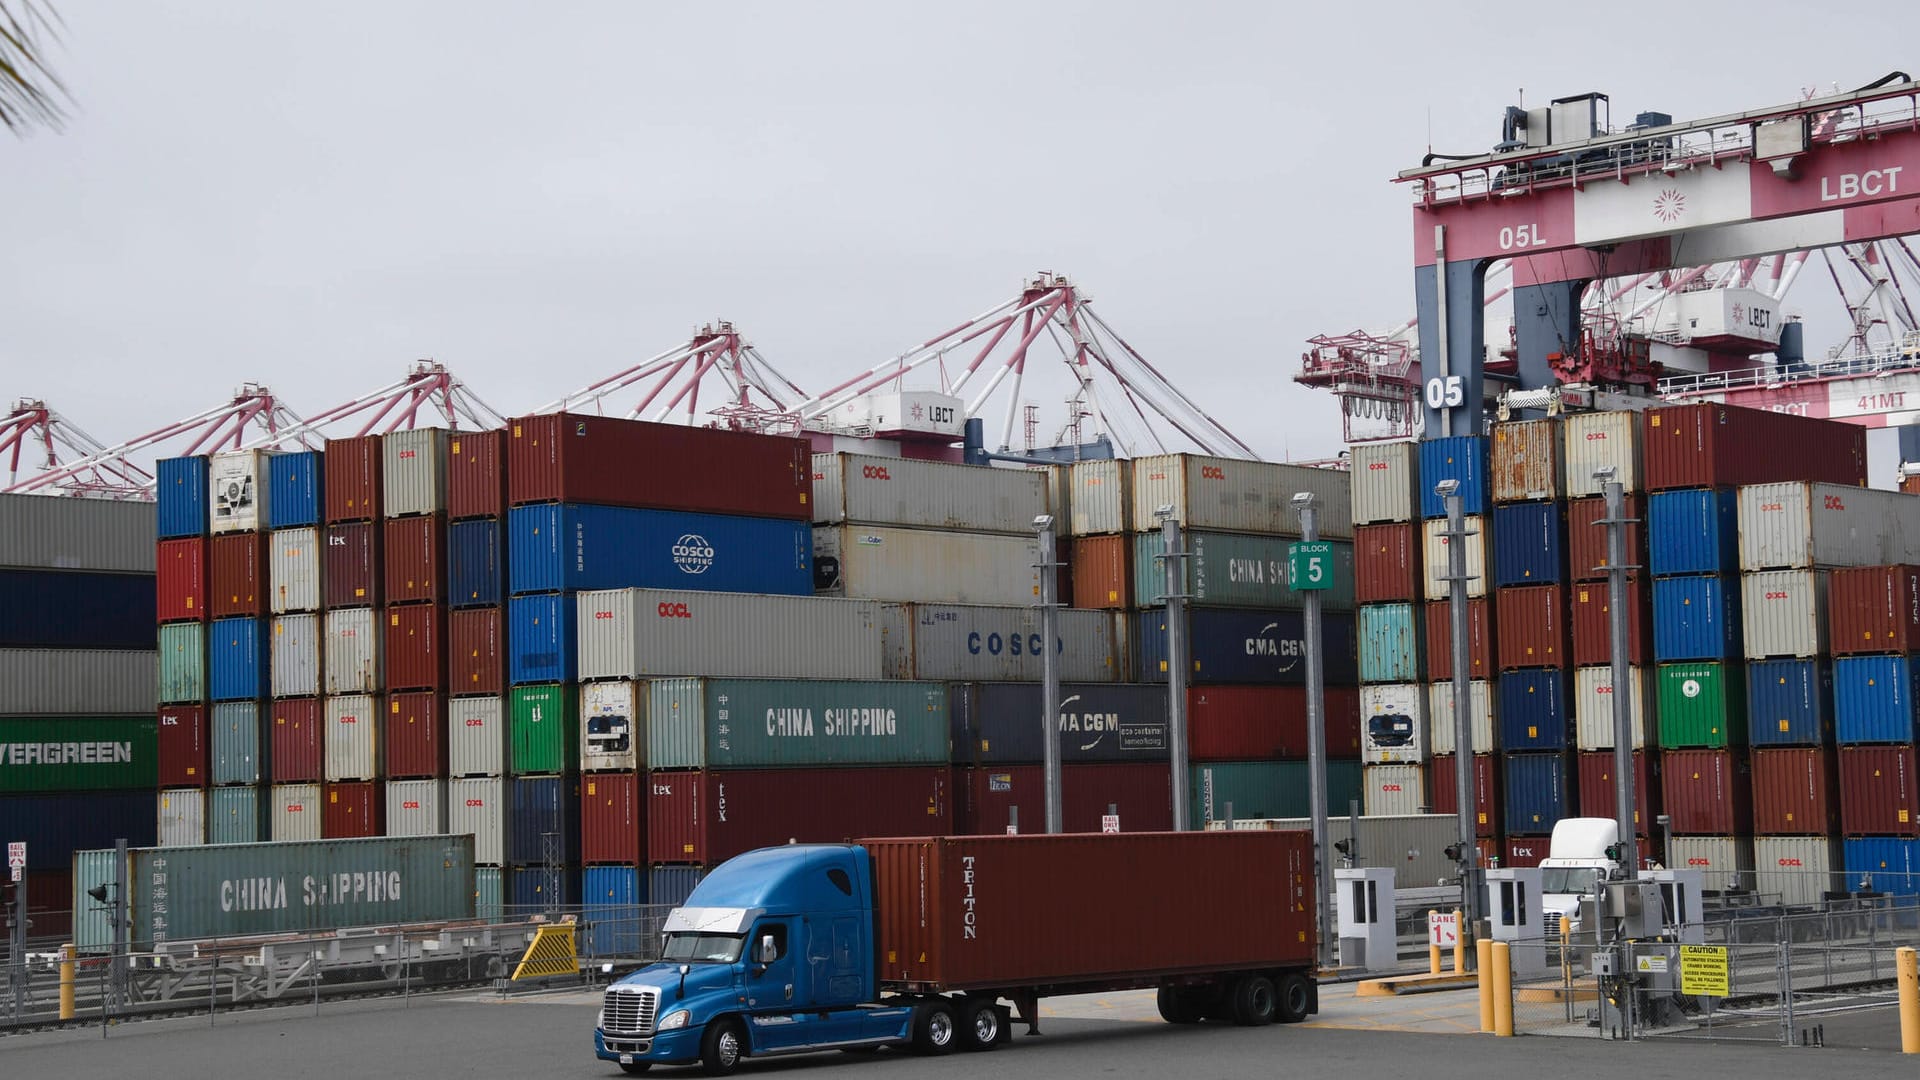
left=322, top=781, right=385, bottom=838
left=1186, top=686, right=1361, bottom=760
left=1069, top=536, right=1131, bottom=609
left=1838, top=745, right=1920, bottom=836
left=1566, top=495, right=1644, bottom=582
left=581, top=771, right=644, bottom=865
left=1660, top=749, right=1753, bottom=835
left=1569, top=579, right=1651, bottom=666
left=1425, top=597, right=1493, bottom=680
left=157, top=704, right=207, bottom=787
left=506, top=413, right=812, bottom=519
left=449, top=607, right=504, bottom=696
left=1427, top=754, right=1500, bottom=837
left=383, top=514, right=446, bottom=606
left=324, top=436, right=383, bottom=523
left=1576, top=750, right=1658, bottom=835
left=385, top=691, right=446, bottom=780
left=385, top=605, right=446, bottom=692
left=270, top=697, right=323, bottom=783
left=1355, top=523, right=1419, bottom=604
left=1642, top=403, right=1868, bottom=491
left=156, top=537, right=207, bottom=623
left=1827, top=565, right=1920, bottom=656
left=447, top=429, right=507, bottom=521
left=1495, top=585, right=1568, bottom=670
left=1750, top=746, right=1838, bottom=836
left=648, top=767, right=951, bottom=866
left=864, top=832, right=1315, bottom=993
left=323, top=522, right=380, bottom=608
left=953, top=763, right=1175, bottom=835
left=208, top=532, right=269, bottom=619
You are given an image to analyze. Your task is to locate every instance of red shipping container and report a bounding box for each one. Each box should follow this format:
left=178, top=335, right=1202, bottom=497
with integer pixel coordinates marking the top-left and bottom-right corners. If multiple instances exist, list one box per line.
left=1827, top=565, right=1920, bottom=656
left=1425, top=597, right=1493, bottom=680
left=955, top=763, right=1173, bottom=836
left=447, top=429, right=507, bottom=521
left=156, top=537, right=207, bottom=623
left=581, top=771, right=644, bottom=865
left=1838, top=745, right=1920, bottom=837
left=323, top=522, right=380, bottom=608
left=507, top=413, right=812, bottom=519
left=1569, top=579, right=1651, bottom=666
left=1355, top=523, right=1419, bottom=604
left=1495, top=585, right=1568, bottom=670
left=157, top=704, right=207, bottom=787
left=269, top=697, right=323, bottom=783
left=1186, top=686, right=1362, bottom=761
left=1576, top=750, right=1658, bottom=835
left=1069, top=536, right=1131, bottom=609
left=207, top=532, right=269, bottom=618
left=1643, top=403, right=1867, bottom=492
left=1566, top=495, right=1644, bottom=582
left=384, top=691, right=446, bottom=779
left=1660, top=748, right=1753, bottom=835
left=13, top=868, right=72, bottom=941
left=648, top=766, right=951, bottom=865
left=384, top=605, right=446, bottom=693
left=322, top=781, right=385, bottom=838
left=1750, top=746, right=1837, bottom=835
left=324, top=435, right=383, bottom=524
left=383, top=514, right=446, bottom=606
left=1502, top=837, right=1548, bottom=867
left=1428, top=753, right=1500, bottom=837
left=449, top=607, right=504, bottom=696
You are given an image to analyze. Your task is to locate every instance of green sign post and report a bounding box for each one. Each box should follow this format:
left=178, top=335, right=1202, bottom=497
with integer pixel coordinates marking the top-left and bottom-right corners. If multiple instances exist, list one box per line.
left=1288, top=540, right=1335, bottom=592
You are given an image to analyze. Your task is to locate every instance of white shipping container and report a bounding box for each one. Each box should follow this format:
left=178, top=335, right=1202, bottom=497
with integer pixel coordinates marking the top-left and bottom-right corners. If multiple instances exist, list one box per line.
left=448, top=696, right=506, bottom=777
left=1068, top=459, right=1129, bottom=535
left=1752, top=836, right=1843, bottom=906
left=1667, top=836, right=1756, bottom=879
left=209, top=449, right=278, bottom=534
left=578, top=588, right=883, bottom=682
left=156, top=788, right=206, bottom=846
left=811, top=453, right=1049, bottom=534
left=0, top=491, right=155, bottom=572
left=448, top=776, right=507, bottom=865
left=268, top=526, right=322, bottom=614
left=581, top=679, right=643, bottom=772
left=879, top=602, right=1119, bottom=682
left=1741, top=570, right=1829, bottom=660
left=269, top=613, right=321, bottom=698
left=1563, top=411, right=1643, bottom=497
left=0, top=649, right=156, bottom=714
left=323, top=607, right=382, bottom=694
left=324, top=694, right=380, bottom=781
left=1130, top=453, right=1353, bottom=539
left=386, top=779, right=449, bottom=836
left=1422, top=516, right=1488, bottom=600
left=1427, top=680, right=1495, bottom=755
left=382, top=427, right=451, bottom=518
left=814, top=525, right=1039, bottom=606
left=1572, top=666, right=1654, bottom=749
left=1361, top=684, right=1428, bottom=764
left=1737, top=482, right=1920, bottom=571
left=1362, top=764, right=1427, bottom=816
left=271, top=783, right=322, bottom=842
left=1350, top=441, right=1418, bottom=525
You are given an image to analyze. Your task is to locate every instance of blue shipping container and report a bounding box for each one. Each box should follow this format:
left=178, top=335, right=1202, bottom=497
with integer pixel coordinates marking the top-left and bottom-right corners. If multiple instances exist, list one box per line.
left=1504, top=752, right=1573, bottom=835
left=1843, top=837, right=1920, bottom=897
left=581, top=865, right=648, bottom=957
left=206, top=785, right=266, bottom=845
left=1647, top=488, right=1739, bottom=578
left=1133, top=608, right=1358, bottom=686
left=448, top=518, right=505, bottom=609
left=208, top=616, right=269, bottom=702
left=1358, top=603, right=1421, bottom=683
left=1491, top=502, right=1565, bottom=586
left=211, top=700, right=266, bottom=785
left=0, top=791, right=154, bottom=868
left=1419, top=436, right=1491, bottom=519
left=648, top=866, right=706, bottom=907
left=0, top=569, right=155, bottom=649
left=1833, top=654, right=1920, bottom=745
left=265, top=451, right=324, bottom=529
left=1746, top=659, right=1832, bottom=747
left=509, top=865, right=580, bottom=913
left=1652, top=574, right=1742, bottom=662
left=508, top=593, right=578, bottom=685
left=506, top=503, right=812, bottom=597
left=1498, top=669, right=1572, bottom=750
left=508, top=775, right=580, bottom=865
left=156, top=456, right=210, bottom=539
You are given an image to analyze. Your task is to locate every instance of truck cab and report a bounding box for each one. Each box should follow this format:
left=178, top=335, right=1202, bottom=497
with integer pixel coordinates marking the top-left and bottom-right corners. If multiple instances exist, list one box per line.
left=1538, top=818, right=1623, bottom=929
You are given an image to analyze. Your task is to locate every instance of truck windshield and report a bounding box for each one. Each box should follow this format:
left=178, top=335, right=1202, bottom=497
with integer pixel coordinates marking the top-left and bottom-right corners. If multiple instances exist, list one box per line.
left=662, top=932, right=746, bottom=963
left=1540, top=867, right=1603, bottom=896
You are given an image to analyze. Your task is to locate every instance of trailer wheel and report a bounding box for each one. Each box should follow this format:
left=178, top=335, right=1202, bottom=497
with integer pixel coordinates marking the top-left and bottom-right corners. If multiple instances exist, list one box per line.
left=1229, top=976, right=1276, bottom=1026
left=958, top=998, right=1007, bottom=1051
left=700, top=1016, right=747, bottom=1076
left=1275, top=974, right=1312, bottom=1024
left=911, top=999, right=958, bottom=1055
left=1155, top=986, right=1203, bottom=1024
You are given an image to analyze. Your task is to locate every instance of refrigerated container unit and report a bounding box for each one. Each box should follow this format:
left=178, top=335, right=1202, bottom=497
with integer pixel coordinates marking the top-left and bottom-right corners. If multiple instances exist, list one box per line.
left=1740, top=570, right=1828, bottom=659
left=506, top=412, right=812, bottom=519
left=510, top=683, right=580, bottom=775
left=448, top=697, right=507, bottom=778
left=156, top=537, right=207, bottom=623
left=322, top=781, right=385, bottom=838
left=1498, top=669, right=1572, bottom=751
left=1130, top=452, right=1353, bottom=538
left=1185, top=685, right=1362, bottom=761
left=1424, top=597, right=1493, bottom=681
left=1642, top=403, right=1866, bottom=491
left=1359, top=763, right=1425, bottom=817
left=1746, top=659, right=1832, bottom=746
left=1569, top=580, right=1651, bottom=666
left=1351, top=441, right=1418, bottom=525
left=581, top=680, right=643, bottom=773
left=1828, top=565, right=1920, bottom=656
left=382, top=428, right=451, bottom=519
left=509, top=503, right=812, bottom=597
left=1131, top=607, right=1359, bottom=686
left=383, top=513, right=447, bottom=605
left=1418, top=436, right=1490, bottom=519
left=1753, top=836, right=1844, bottom=906
left=322, top=521, right=380, bottom=608
left=575, top=588, right=885, bottom=682
left=1069, top=535, right=1131, bottom=609
left=449, top=606, right=504, bottom=696
left=810, top=452, right=1049, bottom=533
left=1355, top=522, right=1419, bottom=603
left=1563, top=411, right=1643, bottom=498
left=1358, top=603, right=1421, bottom=683
left=323, top=435, right=383, bottom=524
left=1360, top=684, right=1426, bottom=765
left=208, top=617, right=268, bottom=702
left=268, top=527, right=322, bottom=615
left=323, top=694, right=380, bottom=782
left=269, top=698, right=322, bottom=783
left=209, top=449, right=282, bottom=535
left=1490, top=501, right=1564, bottom=586
left=385, top=691, right=446, bottom=780
left=1566, top=494, right=1644, bottom=581
left=1833, top=653, right=1920, bottom=745
left=1426, top=680, right=1495, bottom=755
left=1495, top=585, right=1568, bottom=670
left=1190, top=759, right=1364, bottom=823
left=322, top=607, right=382, bottom=694
left=156, top=456, right=212, bottom=539
left=387, top=778, right=450, bottom=836
left=270, top=782, right=323, bottom=842
left=507, top=592, right=577, bottom=685
left=1837, top=745, right=1919, bottom=837
left=580, top=771, right=644, bottom=865
left=1422, top=516, right=1488, bottom=600
left=208, top=532, right=268, bottom=618
left=265, top=450, right=323, bottom=530
left=210, top=700, right=265, bottom=785
left=1661, top=748, right=1753, bottom=835
left=1427, top=753, right=1499, bottom=836
left=1652, top=574, right=1741, bottom=661
left=1655, top=662, right=1746, bottom=748
left=1066, top=459, right=1130, bottom=535
left=447, top=429, right=507, bottom=521
left=1575, top=750, right=1657, bottom=835
left=1572, top=665, right=1654, bottom=749
left=1131, top=530, right=1356, bottom=612
left=158, top=705, right=208, bottom=787
left=1503, top=752, right=1573, bottom=835
left=1647, top=488, right=1738, bottom=577
left=1750, top=746, right=1838, bottom=836
left=1737, top=481, right=1920, bottom=571
left=947, top=682, right=1168, bottom=766
left=878, top=602, right=1120, bottom=682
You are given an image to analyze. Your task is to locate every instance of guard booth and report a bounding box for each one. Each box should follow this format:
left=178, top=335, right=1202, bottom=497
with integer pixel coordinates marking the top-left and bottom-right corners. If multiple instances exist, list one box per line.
left=1334, top=867, right=1396, bottom=972
left=1639, top=868, right=1705, bottom=944
left=1484, top=867, right=1551, bottom=978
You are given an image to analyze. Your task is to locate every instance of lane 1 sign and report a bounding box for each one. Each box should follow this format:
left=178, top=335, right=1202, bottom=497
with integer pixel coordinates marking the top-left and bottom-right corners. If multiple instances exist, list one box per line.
left=1428, top=911, right=1458, bottom=948
left=1288, top=541, right=1335, bottom=592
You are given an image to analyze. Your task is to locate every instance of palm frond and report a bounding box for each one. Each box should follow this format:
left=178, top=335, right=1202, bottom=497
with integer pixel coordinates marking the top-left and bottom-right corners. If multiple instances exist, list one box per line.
left=0, top=0, right=68, bottom=135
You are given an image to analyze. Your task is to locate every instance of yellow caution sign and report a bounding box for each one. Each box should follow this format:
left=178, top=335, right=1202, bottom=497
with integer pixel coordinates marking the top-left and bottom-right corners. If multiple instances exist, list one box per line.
left=511, top=924, right=579, bottom=980
left=1680, top=945, right=1728, bottom=997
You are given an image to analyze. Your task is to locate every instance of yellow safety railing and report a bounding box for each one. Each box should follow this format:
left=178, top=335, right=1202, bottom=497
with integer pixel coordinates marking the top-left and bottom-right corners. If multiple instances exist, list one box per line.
left=511, top=923, right=579, bottom=980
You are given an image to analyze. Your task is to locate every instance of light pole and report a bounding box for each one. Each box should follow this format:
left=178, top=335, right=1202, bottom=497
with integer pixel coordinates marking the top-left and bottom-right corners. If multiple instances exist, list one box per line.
left=1291, top=492, right=1332, bottom=968
left=1154, top=505, right=1191, bottom=831
left=1595, top=466, right=1640, bottom=870
left=1435, top=478, right=1482, bottom=931
left=1034, top=515, right=1063, bottom=833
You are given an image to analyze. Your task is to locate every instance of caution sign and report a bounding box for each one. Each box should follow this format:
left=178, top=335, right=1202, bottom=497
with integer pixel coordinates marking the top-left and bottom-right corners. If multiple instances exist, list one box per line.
left=1680, top=945, right=1728, bottom=997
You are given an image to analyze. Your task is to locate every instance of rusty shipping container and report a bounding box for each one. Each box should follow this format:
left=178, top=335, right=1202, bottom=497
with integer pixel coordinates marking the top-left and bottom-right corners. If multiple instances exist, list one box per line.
left=1828, top=565, right=1920, bottom=656
left=1838, top=745, right=1919, bottom=837
left=1491, top=419, right=1563, bottom=503
left=383, top=514, right=446, bottom=606
left=1424, top=597, right=1493, bottom=681
left=1427, top=754, right=1499, bottom=836
left=507, top=413, right=811, bottom=519
left=446, top=429, right=507, bottom=521
left=1570, top=579, right=1650, bottom=666
left=1750, top=746, right=1838, bottom=836
left=1566, top=495, right=1644, bottom=581
left=580, top=771, right=643, bottom=865
left=208, top=532, right=268, bottom=619
left=1661, top=748, right=1753, bottom=835
left=1186, top=686, right=1362, bottom=761
left=156, top=537, right=207, bottom=623
left=385, top=604, right=445, bottom=693
left=323, top=436, right=382, bottom=524
left=269, top=697, right=322, bottom=783
left=449, top=607, right=504, bottom=697
left=865, top=832, right=1314, bottom=993
left=1069, top=535, right=1131, bottom=609
left=321, top=781, right=384, bottom=838
left=647, top=766, right=950, bottom=866
left=385, top=691, right=446, bottom=780
left=1642, top=403, right=1867, bottom=491
left=1355, top=523, right=1419, bottom=604
left=323, top=522, right=380, bottom=608
left=953, top=763, right=1174, bottom=835
left=1495, top=585, right=1568, bottom=671
left=1576, top=751, right=1657, bottom=835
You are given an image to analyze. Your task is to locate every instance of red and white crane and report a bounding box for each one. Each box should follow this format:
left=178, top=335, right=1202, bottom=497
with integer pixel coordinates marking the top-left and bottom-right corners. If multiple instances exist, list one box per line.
left=536, top=321, right=810, bottom=431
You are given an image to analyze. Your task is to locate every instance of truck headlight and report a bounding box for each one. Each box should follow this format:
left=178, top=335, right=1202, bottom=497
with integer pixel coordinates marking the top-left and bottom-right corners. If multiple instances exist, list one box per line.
left=658, top=1010, right=690, bottom=1031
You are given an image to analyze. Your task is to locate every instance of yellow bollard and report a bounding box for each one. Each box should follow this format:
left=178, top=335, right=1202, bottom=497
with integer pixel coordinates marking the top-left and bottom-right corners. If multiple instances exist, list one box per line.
left=1491, top=941, right=1514, bottom=1037
left=1476, top=938, right=1495, bottom=1032
left=1427, top=909, right=1441, bottom=975
left=1899, top=946, right=1919, bottom=1054
left=1453, top=909, right=1467, bottom=974
left=58, top=943, right=75, bottom=1021
left=1559, top=914, right=1572, bottom=986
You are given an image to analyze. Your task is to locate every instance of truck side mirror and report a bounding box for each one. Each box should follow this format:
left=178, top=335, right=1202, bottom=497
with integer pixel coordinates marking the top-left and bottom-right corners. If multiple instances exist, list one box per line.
left=756, top=935, right=778, bottom=964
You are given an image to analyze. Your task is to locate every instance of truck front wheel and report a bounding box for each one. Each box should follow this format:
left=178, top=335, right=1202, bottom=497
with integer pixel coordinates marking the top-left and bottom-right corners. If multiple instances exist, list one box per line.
left=1229, top=976, right=1276, bottom=1026
left=1275, top=974, right=1313, bottom=1024
left=911, top=1000, right=958, bottom=1055
left=700, top=1017, right=748, bottom=1076
left=958, top=998, right=1007, bottom=1051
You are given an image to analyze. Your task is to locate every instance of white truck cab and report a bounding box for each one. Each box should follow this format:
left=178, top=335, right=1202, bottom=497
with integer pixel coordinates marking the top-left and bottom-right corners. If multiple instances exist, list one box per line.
left=1537, top=818, right=1623, bottom=929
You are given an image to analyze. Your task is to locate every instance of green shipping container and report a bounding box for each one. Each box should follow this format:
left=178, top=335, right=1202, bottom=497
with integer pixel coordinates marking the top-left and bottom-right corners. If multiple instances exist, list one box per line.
left=1655, top=662, right=1746, bottom=748
left=0, top=716, right=158, bottom=793
left=1189, top=760, right=1364, bottom=825
left=510, top=684, right=579, bottom=775
left=158, top=623, right=205, bottom=704
left=648, top=678, right=949, bottom=769
left=475, top=866, right=503, bottom=923
left=1131, top=531, right=1356, bottom=612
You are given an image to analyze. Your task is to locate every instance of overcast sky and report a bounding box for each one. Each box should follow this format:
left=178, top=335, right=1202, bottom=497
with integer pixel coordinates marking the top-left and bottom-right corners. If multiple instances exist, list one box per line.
left=5, top=1, right=1917, bottom=472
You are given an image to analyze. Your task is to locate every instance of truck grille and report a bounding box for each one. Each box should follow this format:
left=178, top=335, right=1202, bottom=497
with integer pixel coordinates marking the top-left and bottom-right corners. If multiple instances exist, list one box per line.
left=602, top=986, right=659, bottom=1036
